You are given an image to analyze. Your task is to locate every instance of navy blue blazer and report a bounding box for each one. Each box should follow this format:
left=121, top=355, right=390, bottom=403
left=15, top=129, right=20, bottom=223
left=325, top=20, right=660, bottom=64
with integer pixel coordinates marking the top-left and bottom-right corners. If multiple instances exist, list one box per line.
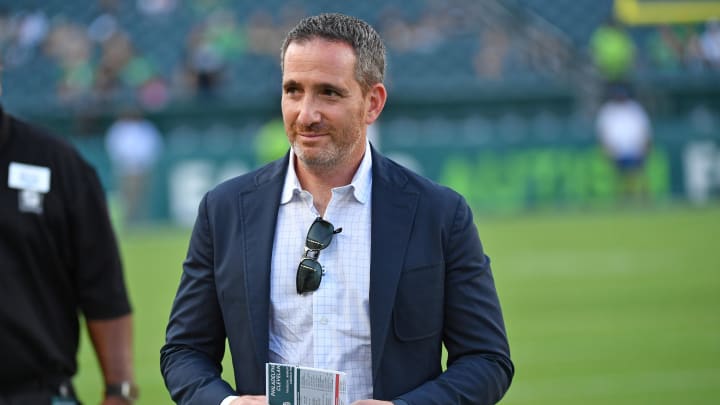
left=161, top=147, right=513, bottom=404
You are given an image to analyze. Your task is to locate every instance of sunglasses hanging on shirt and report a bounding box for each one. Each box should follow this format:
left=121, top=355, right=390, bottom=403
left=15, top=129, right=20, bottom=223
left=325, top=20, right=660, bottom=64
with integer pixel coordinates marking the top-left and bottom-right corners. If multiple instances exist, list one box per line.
left=296, top=217, right=342, bottom=294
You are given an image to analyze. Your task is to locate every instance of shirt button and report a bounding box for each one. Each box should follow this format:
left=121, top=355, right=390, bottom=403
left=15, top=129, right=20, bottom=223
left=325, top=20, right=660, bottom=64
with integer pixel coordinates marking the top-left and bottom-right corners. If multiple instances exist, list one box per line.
left=319, top=316, right=328, bottom=325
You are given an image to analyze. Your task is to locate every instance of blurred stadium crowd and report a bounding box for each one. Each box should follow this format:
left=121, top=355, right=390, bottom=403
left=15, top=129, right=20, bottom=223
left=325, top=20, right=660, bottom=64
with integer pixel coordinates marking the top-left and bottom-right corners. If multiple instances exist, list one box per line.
left=1, top=0, right=717, bottom=114
left=0, top=0, right=578, bottom=112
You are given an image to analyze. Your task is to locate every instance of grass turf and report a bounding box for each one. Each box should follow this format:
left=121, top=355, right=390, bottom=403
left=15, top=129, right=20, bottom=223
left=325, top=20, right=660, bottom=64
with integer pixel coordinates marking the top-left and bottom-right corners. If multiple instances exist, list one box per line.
left=74, top=204, right=720, bottom=404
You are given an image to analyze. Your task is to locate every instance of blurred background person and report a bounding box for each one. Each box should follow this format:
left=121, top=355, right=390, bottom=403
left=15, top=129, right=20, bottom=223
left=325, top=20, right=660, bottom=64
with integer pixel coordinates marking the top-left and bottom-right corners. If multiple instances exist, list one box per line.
left=699, top=18, right=720, bottom=69
left=252, top=116, right=288, bottom=165
left=105, top=106, right=164, bottom=226
left=178, top=8, right=245, bottom=98
left=1, top=74, right=137, bottom=404
left=595, top=84, right=653, bottom=202
left=590, top=17, right=636, bottom=93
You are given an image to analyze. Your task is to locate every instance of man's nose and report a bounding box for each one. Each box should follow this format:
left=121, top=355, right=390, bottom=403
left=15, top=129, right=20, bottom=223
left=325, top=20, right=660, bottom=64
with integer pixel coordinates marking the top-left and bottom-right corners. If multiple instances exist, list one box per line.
left=296, top=96, right=321, bottom=127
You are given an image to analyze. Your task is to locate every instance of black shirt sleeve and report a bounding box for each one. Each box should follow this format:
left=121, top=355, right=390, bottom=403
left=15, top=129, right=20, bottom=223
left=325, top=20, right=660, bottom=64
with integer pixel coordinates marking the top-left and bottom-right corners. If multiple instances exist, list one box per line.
left=65, top=149, right=131, bottom=320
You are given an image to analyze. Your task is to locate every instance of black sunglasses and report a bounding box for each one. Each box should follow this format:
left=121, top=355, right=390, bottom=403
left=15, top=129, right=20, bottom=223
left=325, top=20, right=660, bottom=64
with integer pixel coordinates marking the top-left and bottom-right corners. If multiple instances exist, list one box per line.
left=296, top=217, right=342, bottom=294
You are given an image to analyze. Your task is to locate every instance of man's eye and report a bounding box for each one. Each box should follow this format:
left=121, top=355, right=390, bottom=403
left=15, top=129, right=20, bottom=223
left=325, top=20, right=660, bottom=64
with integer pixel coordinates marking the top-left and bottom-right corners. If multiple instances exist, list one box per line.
left=322, top=88, right=340, bottom=97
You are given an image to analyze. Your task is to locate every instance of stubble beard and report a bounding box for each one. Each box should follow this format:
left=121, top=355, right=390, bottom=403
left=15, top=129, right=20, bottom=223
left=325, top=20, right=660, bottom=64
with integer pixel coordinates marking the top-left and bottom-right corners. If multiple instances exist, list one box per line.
left=292, top=118, right=365, bottom=170
left=293, top=138, right=343, bottom=169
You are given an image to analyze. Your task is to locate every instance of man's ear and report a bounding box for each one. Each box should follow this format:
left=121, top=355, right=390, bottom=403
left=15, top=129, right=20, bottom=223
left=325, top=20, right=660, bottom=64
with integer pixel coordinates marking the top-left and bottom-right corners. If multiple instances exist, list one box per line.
left=365, top=83, right=387, bottom=125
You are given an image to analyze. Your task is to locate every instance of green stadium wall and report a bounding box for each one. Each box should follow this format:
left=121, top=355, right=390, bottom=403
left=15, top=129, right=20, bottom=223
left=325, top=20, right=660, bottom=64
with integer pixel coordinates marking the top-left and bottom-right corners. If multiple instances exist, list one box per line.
left=69, top=117, right=719, bottom=225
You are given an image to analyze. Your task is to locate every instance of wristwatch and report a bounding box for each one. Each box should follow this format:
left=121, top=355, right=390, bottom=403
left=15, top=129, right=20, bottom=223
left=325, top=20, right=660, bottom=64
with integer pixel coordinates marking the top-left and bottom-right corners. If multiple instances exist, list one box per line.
left=105, top=381, right=139, bottom=402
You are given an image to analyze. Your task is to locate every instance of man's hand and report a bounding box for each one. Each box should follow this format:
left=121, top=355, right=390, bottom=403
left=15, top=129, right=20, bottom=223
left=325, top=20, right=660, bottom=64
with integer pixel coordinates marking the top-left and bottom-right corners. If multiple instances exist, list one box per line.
left=351, top=401, right=393, bottom=405
left=230, top=395, right=267, bottom=404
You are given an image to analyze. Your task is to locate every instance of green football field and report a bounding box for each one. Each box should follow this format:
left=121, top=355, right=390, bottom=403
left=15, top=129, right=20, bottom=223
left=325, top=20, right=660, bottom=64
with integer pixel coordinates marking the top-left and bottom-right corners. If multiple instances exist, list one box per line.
left=73, top=204, right=720, bottom=404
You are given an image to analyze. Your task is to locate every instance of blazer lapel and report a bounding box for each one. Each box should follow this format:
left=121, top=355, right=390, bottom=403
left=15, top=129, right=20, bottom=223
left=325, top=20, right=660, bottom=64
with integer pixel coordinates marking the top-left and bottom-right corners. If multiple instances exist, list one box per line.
left=369, top=150, right=419, bottom=380
left=238, top=155, right=288, bottom=369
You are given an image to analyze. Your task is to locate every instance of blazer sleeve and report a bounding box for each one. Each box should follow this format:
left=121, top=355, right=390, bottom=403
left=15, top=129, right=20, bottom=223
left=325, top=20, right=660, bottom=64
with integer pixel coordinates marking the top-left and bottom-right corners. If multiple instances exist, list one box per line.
left=160, top=193, right=236, bottom=404
left=399, top=195, right=514, bottom=405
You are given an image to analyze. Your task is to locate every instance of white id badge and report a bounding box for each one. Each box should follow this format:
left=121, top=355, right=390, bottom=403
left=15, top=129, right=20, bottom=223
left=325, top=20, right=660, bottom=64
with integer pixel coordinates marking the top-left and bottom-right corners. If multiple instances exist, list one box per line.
left=8, top=162, right=51, bottom=193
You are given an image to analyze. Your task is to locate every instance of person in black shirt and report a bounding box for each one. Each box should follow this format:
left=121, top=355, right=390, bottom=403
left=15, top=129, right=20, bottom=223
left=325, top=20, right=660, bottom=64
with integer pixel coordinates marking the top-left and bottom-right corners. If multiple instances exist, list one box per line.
left=0, top=100, right=138, bottom=404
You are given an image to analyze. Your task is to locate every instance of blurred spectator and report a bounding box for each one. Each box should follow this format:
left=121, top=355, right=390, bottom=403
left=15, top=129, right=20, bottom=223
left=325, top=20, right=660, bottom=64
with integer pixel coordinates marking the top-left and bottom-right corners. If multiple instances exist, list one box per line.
left=523, top=25, right=572, bottom=78
left=684, top=26, right=707, bottom=72
left=137, top=0, right=177, bottom=17
left=95, top=30, right=135, bottom=99
left=590, top=19, right=636, bottom=84
left=409, top=9, right=445, bottom=53
left=181, top=28, right=224, bottom=96
left=644, top=25, right=708, bottom=73
left=378, top=6, right=414, bottom=52
left=378, top=6, right=445, bottom=53
left=473, top=28, right=509, bottom=80
left=121, top=55, right=154, bottom=90
left=137, top=74, right=170, bottom=110
left=595, top=85, right=653, bottom=202
left=43, top=18, right=94, bottom=102
left=87, top=11, right=119, bottom=44
left=2, top=10, right=49, bottom=67
left=245, top=3, right=305, bottom=58
left=180, top=10, right=245, bottom=97
left=700, top=19, right=720, bottom=69
left=253, top=117, right=288, bottom=165
left=105, top=107, right=164, bottom=225
left=189, top=0, right=231, bottom=15
left=646, top=25, right=683, bottom=73
left=277, top=2, right=307, bottom=38
left=246, top=10, right=282, bottom=56
left=0, top=9, right=10, bottom=45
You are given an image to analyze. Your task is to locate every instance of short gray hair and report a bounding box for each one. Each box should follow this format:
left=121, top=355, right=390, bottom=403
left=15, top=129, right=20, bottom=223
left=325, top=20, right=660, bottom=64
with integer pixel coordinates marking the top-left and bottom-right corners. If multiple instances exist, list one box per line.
left=280, top=13, right=386, bottom=93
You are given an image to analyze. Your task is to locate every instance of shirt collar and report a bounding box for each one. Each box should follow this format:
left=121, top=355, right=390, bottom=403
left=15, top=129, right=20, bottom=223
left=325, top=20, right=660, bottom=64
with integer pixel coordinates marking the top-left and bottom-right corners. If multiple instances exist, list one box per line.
left=281, top=139, right=373, bottom=205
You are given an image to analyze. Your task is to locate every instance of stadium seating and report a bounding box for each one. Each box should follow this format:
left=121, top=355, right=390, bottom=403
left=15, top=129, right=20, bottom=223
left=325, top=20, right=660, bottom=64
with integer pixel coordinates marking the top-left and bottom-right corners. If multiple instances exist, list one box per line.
left=1, top=0, right=718, bottom=129
left=0, top=0, right=581, bottom=112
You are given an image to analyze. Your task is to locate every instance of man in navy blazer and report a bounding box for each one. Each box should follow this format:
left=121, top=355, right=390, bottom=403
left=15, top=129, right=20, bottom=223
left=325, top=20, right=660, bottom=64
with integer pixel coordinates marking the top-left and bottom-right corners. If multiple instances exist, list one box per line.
left=161, top=13, right=513, bottom=405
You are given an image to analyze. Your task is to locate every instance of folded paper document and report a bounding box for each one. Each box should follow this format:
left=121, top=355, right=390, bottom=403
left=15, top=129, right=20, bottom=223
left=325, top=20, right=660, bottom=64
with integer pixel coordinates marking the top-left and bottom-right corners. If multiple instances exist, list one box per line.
left=266, top=363, right=347, bottom=405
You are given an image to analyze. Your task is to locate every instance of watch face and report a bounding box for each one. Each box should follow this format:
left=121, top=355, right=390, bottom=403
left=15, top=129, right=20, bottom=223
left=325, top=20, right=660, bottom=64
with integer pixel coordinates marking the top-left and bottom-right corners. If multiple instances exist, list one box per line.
left=122, top=382, right=140, bottom=401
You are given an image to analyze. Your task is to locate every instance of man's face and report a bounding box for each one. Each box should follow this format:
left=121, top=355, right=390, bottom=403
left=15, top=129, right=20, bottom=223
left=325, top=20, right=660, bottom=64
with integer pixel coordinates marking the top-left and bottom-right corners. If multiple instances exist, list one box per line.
left=281, top=38, right=370, bottom=170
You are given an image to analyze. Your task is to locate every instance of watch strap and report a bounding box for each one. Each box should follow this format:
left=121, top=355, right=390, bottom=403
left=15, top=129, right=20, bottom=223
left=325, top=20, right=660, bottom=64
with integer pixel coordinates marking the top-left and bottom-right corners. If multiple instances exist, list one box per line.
left=105, top=381, right=139, bottom=401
